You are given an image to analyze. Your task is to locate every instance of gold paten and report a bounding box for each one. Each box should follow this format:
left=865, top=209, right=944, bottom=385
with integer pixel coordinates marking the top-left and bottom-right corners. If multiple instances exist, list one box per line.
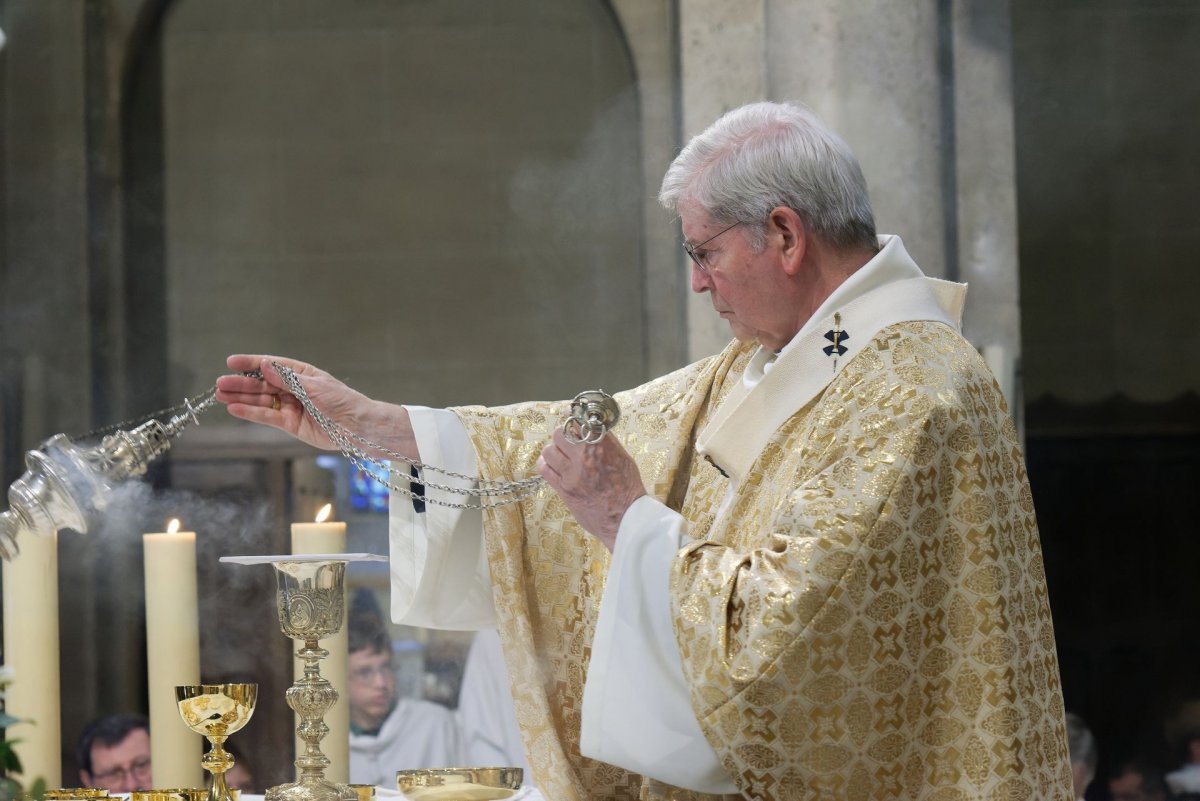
left=395, top=768, right=522, bottom=801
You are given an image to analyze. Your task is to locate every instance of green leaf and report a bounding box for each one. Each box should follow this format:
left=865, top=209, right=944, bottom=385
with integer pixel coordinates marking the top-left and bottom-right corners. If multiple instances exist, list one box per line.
left=0, top=712, right=24, bottom=728
left=0, top=739, right=24, bottom=774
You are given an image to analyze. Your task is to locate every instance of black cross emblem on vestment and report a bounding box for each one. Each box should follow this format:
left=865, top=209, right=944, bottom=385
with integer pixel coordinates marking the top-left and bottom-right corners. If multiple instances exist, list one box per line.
left=822, top=328, right=848, bottom=357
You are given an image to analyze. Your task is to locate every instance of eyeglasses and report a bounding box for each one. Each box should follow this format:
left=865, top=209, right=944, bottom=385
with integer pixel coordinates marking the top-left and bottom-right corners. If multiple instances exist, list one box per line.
left=92, top=757, right=153, bottom=786
left=682, top=221, right=743, bottom=273
left=349, top=663, right=394, bottom=685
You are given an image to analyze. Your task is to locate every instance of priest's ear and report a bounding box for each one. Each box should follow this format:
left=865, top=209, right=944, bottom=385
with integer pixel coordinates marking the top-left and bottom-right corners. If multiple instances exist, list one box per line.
left=766, top=206, right=807, bottom=276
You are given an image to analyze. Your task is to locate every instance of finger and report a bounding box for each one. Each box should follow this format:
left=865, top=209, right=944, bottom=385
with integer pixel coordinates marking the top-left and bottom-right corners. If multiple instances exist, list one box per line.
left=539, top=444, right=565, bottom=477
left=225, top=401, right=288, bottom=428
left=226, top=354, right=266, bottom=372
left=215, top=374, right=271, bottom=394
left=550, top=426, right=580, bottom=456
left=535, top=453, right=561, bottom=485
left=226, top=354, right=318, bottom=388
left=258, top=361, right=293, bottom=391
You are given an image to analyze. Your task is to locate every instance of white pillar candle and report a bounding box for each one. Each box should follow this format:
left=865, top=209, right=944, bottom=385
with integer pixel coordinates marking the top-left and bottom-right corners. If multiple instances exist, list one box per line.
left=291, top=504, right=349, bottom=785
left=2, top=530, right=61, bottom=788
left=143, top=520, right=203, bottom=789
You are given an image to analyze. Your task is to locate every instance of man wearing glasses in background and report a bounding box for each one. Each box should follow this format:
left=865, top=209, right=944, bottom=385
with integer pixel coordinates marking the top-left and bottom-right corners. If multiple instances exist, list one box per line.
left=76, top=714, right=152, bottom=793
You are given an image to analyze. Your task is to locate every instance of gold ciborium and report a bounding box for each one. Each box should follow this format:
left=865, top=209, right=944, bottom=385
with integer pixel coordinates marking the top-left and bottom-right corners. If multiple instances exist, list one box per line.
left=175, top=683, right=257, bottom=801
left=395, top=768, right=523, bottom=801
left=268, top=559, right=354, bottom=801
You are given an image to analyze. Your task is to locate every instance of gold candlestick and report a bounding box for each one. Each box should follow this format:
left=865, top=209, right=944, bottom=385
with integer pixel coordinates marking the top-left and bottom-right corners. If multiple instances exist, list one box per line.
left=175, top=683, right=257, bottom=801
left=268, top=559, right=354, bottom=801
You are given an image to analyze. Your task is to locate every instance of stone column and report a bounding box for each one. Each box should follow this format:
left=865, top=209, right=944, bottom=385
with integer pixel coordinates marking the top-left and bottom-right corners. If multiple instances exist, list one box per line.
left=678, top=0, right=768, bottom=360
left=950, top=0, right=1022, bottom=412
left=678, top=0, right=1024, bottom=413
left=610, top=0, right=689, bottom=376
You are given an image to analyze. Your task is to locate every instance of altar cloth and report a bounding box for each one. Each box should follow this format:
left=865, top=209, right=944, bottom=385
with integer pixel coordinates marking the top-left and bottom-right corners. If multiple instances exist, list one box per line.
left=230, top=789, right=544, bottom=801
left=220, top=553, right=388, bottom=565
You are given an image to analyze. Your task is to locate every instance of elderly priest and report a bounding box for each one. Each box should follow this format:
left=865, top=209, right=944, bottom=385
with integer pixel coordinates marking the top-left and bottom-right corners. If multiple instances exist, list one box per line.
left=218, top=101, right=1073, bottom=801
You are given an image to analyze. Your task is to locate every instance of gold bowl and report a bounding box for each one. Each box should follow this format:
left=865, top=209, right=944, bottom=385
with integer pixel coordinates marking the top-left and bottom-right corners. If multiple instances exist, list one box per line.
left=130, top=790, right=207, bottom=801
left=395, top=768, right=522, bottom=801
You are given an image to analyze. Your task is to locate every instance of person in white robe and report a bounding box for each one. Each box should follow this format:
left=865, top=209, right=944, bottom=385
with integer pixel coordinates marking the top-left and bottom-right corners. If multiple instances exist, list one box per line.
left=458, top=628, right=532, bottom=780
left=345, top=591, right=462, bottom=785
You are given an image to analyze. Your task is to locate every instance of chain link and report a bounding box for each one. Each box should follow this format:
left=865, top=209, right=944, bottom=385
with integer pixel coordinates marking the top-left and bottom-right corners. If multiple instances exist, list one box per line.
left=79, top=366, right=616, bottom=511
left=273, top=364, right=549, bottom=509
left=69, top=389, right=219, bottom=442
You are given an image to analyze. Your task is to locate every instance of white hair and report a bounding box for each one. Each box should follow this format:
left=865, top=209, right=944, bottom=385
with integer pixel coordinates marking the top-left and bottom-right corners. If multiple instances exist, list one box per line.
left=658, top=101, right=877, bottom=252
left=1066, top=712, right=1098, bottom=784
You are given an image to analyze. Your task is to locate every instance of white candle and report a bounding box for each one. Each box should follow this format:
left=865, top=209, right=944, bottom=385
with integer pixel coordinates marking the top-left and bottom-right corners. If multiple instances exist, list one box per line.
left=2, top=530, right=61, bottom=788
left=291, top=504, right=349, bottom=784
left=143, top=519, right=203, bottom=788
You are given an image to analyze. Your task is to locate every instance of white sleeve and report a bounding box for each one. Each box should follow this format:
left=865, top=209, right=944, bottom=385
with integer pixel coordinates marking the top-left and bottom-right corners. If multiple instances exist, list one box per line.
left=579, top=496, right=739, bottom=793
left=389, top=406, right=496, bottom=629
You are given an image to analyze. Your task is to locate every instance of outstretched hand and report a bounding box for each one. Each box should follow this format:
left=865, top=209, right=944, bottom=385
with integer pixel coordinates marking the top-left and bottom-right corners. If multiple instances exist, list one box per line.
left=216, top=354, right=417, bottom=460
left=536, top=427, right=646, bottom=551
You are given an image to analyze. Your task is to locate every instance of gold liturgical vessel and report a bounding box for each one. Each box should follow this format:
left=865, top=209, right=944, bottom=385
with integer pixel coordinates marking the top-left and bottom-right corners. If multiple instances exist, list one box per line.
left=269, top=558, right=355, bottom=801
left=176, top=683, right=257, bottom=801
left=220, top=553, right=387, bottom=801
left=395, top=768, right=523, bottom=801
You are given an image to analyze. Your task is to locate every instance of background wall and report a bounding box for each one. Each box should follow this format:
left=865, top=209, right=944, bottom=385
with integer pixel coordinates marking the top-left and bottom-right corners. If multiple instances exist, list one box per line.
left=1014, top=0, right=1200, bottom=405
left=1013, top=0, right=1200, bottom=794
left=159, top=0, right=647, bottom=409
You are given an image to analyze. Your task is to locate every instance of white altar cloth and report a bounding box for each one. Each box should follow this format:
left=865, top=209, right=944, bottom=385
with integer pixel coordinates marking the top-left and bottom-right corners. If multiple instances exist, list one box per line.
left=233, top=788, right=544, bottom=801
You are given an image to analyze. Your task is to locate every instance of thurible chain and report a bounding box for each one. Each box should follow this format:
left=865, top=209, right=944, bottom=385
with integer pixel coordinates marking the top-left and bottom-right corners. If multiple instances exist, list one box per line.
left=271, top=364, right=552, bottom=510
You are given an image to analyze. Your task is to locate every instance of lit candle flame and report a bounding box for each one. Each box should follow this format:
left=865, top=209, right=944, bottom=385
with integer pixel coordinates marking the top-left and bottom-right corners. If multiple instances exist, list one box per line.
left=167, top=518, right=181, bottom=534
left=315, top=504, right=332, bottom=523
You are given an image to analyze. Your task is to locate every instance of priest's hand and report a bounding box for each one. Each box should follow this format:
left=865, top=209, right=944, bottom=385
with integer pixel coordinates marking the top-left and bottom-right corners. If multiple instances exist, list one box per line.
left=537, top=427, right=646, bottom=551
left=216, top=354, right=419, bottom=461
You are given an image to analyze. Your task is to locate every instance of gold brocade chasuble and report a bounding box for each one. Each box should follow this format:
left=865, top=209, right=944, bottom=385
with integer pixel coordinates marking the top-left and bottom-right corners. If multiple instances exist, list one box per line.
left=452, top=320, right=1072, bottom=801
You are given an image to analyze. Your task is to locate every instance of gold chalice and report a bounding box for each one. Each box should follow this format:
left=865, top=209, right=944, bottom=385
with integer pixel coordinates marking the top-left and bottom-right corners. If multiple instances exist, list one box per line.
left=395, top=768, right=523, bottom=801
left=176, top=683, right=257, bottom=801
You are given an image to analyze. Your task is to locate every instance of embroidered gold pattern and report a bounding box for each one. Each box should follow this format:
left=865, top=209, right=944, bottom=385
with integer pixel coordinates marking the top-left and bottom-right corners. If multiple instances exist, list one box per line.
left=453, top=322, right=1071, bottom=801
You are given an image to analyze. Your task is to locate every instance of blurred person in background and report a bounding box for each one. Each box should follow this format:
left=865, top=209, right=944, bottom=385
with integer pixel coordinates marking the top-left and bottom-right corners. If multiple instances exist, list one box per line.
left=457, top=628, right=530, bottom=781
left=76, top=714, right=151, bottom=793
left=346, top=590, right=461, bottom=785
left=1066, top=712, right=1097, bottom=801
left=1109, top=758, right=1167, bottom=801
left=1165, top=702, right=1200, bottom=799
left=220, top=741, right=255, bottom=793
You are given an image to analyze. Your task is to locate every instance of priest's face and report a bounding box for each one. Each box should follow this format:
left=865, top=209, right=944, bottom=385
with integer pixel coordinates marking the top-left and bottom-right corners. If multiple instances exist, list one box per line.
left=348, top=647, right=396, bottom=729
left=680, top=201, right=796, bottom=350
left=82, top=727, right=152, bottom=793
